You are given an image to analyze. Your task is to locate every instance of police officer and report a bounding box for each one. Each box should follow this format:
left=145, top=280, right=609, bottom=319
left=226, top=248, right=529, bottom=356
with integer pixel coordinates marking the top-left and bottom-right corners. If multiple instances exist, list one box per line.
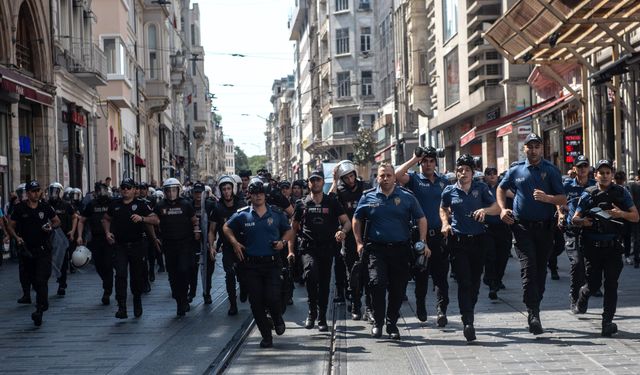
left=187, top=181, right=215, bottom=302
left=137, top=182, right=160, bottom=284
left=48, top=182, right=78, bottom=296
left=559, top=155, right=596, bottom=313
left=209, top=175, right=247, bottom=312
left=7, top=183, right=31, bottom=298
left=223, top=178, right=295, bottom=348
left=293, top=169, right=351, bottom=331
left=7, top=181, right=61, bottom=326
left=396, top=146, right=451, bottom=326
left=572, top=159, right=639, bottom=336
left=330, top=160, right=373, bottom=321
left=155, top=178, right=200, bottom=316
left=353, top=163, right=429, bottom=340
left=77, top=182, right=114, bottom=305
left=440, top=155, right=501, bottom=341
left=291, top=179, right=305, bottom=203
left=483, top=167, right=512, bottom=300
left=103, top=178, right=159, bottom=319
left=497, top=133, right=566, bottom=334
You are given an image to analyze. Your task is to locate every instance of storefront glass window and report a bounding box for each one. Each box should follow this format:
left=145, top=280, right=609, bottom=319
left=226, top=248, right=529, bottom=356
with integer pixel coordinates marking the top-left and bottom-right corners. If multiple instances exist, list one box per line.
left=19, top=109, right=34, bottom=183
left=443, top=0, right=458, bottom=42
left=444, top=48, right=460, bottom=107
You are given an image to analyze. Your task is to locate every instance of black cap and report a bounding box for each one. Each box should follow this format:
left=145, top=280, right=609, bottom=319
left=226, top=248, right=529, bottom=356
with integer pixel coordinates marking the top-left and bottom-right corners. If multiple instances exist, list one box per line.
left=595, top=159, right=613, bottom=171
left=279, top=180, right=291, bottom=188
left=524, top=133, right=543, bottom=145
left=137, top=182, right=149, bottom=189
left=239, top=170, right=252, bottom=178
left=309, top=169, right=324, bottom=180
left=456, top=154, right=475, bottom=169
left=573, top=155, right=589, bottom=167
left=120, top=177, right=135, bottom=188
left=26, top=180, right=41, bottom=191
left=484, top=167, right=498, bottom=175
left=292, top=179, right=306, bottom=188
left=192, top=182, right=205, bottom=192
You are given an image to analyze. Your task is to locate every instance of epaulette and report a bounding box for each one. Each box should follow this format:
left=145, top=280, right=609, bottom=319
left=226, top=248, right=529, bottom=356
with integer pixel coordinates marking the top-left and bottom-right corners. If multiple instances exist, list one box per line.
left=363, top=187, right=376, bottom=194
left=269, top=204, right=284, bottom=213
left=237, top=206, right=250, bottom=213
left=585, top=186, right=598, bottom=194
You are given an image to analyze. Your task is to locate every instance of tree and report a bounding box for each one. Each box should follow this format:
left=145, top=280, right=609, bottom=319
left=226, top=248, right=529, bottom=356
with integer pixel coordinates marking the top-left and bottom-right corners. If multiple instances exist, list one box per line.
left=248, top=155, right=267, bottom=175
left=234, top=146, right=249, bottom=172
left=353, top=127, right=375, bottom=165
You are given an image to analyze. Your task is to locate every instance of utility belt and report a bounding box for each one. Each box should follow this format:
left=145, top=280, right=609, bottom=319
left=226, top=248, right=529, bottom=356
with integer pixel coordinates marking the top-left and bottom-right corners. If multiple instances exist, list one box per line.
left=18, top=243, right=51, bottom=258
left=367, top=240, right=410, bottom=249
left=448, top=233, right=483, bottom=245
left=428, top=228, right=442, bottom=238
left=300, top=239, right=336, bottom=252
left=516, top=219, right=553, bottom=230
left=244, top=254, right=281, bottom=264
left=582, top=237, right=619, bottom=249
left=117, top=239, right=145, bottom=248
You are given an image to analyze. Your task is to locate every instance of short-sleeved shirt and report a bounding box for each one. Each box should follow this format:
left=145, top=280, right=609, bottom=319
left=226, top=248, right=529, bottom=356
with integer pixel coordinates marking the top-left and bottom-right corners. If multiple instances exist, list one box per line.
left=107, top=198, right=153, bottom=243
left=336, top=179, right=371, bottom=220
left=11, top=201, right=57, bottom=248
left=226, top=205, right=291, bottom=257
left=353, top=186, right=425, bottom=243
left=484, top=184, right=503, bottom=225
left=293, top=193, right=345, bottom=244
left=499, top=159, right=564, bottom=221
left=154, top=198, right=195, bottom=241
left=441, top=181, right=495, bottom=235
left=404, top=172, right=449, bottom=229
left=564, top=178, right=596, bottom=227
left=210, top=198, right=246, bottom=249
left=49, top=199, right=76, bottom=233
left=576, top=185, right=634, bottom=240
left=267, top=192, right=292, bottom=212
left=81, top=198, right=111, bottom=237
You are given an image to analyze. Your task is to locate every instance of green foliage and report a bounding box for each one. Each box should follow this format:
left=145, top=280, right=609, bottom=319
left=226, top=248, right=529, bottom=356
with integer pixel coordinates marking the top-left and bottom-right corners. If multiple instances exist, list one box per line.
left=248, top=155, right=268, bottom=175
left=353, top=127, right=375, bottom=165
left=234, top=146, right=249, bottom=172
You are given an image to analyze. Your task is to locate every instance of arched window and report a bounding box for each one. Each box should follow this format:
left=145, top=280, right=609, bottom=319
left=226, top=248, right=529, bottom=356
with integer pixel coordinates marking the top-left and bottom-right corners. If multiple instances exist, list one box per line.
left=16, top=2, right=37, bottom=76
left=148, top=24, right=158, bottom=79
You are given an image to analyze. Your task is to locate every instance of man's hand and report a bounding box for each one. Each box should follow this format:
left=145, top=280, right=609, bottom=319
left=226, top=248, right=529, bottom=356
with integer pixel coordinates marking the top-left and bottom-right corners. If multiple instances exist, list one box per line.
left=579, top=217, right=593, bottom=227
left=533, top=189, right=549, bottom=203
left=209, top=247, right=216, bottom=261
left=16, top=236, right=24, bottom=246
left=106, top=232, right=115, bottom=245
left=441, top=224, right=453, bottom=238
left=423, top=246, right=432, bottom=258
left=356, top=243, right=364, bottom=256
left=607, top=204, right=626, bottom=219
left=287, top=252, right=295, bottom=263
left=232, top=241, right=246, bottom=261
left=154, top=238, right=162, bottom=253
left=500, top=209, right=515, bottom=225
left=77, top=237, right=85, bottom=246
left=194, top=232, right=201, bottom=241
left=472, top=209, right=486, bottom=223
left=335, top=230, right=346, bottom=242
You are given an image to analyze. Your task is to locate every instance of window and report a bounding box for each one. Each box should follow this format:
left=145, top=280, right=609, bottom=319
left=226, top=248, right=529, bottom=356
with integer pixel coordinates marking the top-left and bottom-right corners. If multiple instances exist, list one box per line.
left=337, top=72, right=351, bottom=97
left=360, top=27, right=371, bottom=52
left=419, top=53, right=429, bottom=84
left=335, top=0, right=348, bottom=11
left=443, top=0, right=458, bottom=42
left=359, top=0, right=370, bottom=10
left=148, top=24, right=158, bottom=79
left=194, top=102, right=198, bottom=121
left=361, top=71, right=373, bottom=96
left=192, top=59, right=197, bottom=75
left=104, top=39, right=116, bottom=74
left=444, top=48, right=460, bottom=107
left=349, top=116, right=360, bottom=133
left=336, top=28, right=349, bottom=54
left=333, top=117, right=344, bottom=133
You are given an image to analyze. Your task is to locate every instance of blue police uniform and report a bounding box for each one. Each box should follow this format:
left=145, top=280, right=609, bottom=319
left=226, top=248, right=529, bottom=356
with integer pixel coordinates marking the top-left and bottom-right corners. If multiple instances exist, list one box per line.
left=226, top=205, right=290, bottom=256
left=483, top=183, right=513, bottom=294
left=498, top=158, right=565, bottom=333
left=441, top=181, right=495, bottom=328
left=403, top=172, right=450, bottom=323
left=354, top=185, right=424, bottom=333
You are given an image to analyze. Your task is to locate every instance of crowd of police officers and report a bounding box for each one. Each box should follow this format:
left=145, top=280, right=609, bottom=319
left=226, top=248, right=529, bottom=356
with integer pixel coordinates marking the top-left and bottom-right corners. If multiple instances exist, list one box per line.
left=2, top=132, right=639, bottom=346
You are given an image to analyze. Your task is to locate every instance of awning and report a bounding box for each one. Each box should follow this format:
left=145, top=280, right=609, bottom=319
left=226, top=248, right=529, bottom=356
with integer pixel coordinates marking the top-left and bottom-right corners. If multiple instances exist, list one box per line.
left=589, top=50, right=640, bottom=85
left=528, top=63, right=580, bottom=96
left=0, top=67, right=54, bottom=107
left=484, top=1, right=640, bottom=65
left=135, top=155, right=146, bottom=167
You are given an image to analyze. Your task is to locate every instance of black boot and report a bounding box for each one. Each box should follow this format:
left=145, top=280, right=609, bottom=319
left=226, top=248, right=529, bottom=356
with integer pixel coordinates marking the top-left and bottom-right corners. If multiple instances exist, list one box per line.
left=304, top=310, right=317, bottom=329
left=133, top=296, right=143, bottom=318
left=228, top=299, right=238, bottom=316
left=317, top=312, right=328, bottom=332
left=436, top=307, right=448, bottom=327
left=351, top=304, right=362, bottom=321
left=416, top=298, right=427, bottom=322
left=203, top=294, right=212, bottom=304
left=601, top=320, right=618, bottom=337
left=17, top=294, right=32, bottom=304
left=102, top=290, right=111, bottom=306
left=333, top=289, right=345, bottom=303
left=115, top=301, right=128, bottom=319
left=527, top=309, right=543, bottom=335
left=31, top=308, right=43, bottom=326
left=463, top=324, right=476, bottom=342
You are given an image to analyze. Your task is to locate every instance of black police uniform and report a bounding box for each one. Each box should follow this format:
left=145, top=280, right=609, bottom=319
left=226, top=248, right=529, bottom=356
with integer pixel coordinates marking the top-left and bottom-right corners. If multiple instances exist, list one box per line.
left=140, top=195, right=160, bottom=284
left=335, top=179, right=372, bottom=318
left=50, top=198, right=76, bottom=293
left=107, top=197, right=152, bottom=317
left=188, top=196, right=215, bottom=301
left=210, top=196, right=246, bottom=310
left=155, top=197, right=197, bottom=315
left=575, top=183, right=634, bottom=335
left=81, top=195, right=114, bottom=300
left=294, top=193, right=346, bottom=329
left=11, top=200, right=57, bottom=318
left=484, top=183, right=513, bottom=295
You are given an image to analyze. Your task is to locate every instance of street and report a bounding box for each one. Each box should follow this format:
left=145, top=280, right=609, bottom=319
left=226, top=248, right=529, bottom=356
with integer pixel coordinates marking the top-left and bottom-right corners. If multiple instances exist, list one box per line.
left=1, top=252, right=639, bottom=374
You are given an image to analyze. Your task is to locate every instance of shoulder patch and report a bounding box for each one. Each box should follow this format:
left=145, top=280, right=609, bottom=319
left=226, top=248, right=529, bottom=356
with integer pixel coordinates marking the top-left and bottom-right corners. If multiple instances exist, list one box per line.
left=363, top=187, right=376, bottom=194
left=237, top=206, right=250, bottom=213
left=397, top=186, right=415, bottom=196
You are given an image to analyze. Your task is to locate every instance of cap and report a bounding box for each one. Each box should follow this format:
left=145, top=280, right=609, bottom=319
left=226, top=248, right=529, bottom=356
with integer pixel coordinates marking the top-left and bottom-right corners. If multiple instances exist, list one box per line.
left=309, top=169, right=324, bottom=180
left=524, top=133, right=543, bottom=145
left=120, top=177, right=135, bottom=188
left=573, top=155, right=589, bottom=167
left=26, top=180, right=41, bottom=191
left=484, top=167, right=498, bottom=175
left=192, top=181, right=205, bottom=192
left=279, top=180, right=291, bottom=188
left=595, top=159, right=613, bottom=171
left=137, top=182, right=149, bottom=189
left=238, top=170, right=252, bottom=178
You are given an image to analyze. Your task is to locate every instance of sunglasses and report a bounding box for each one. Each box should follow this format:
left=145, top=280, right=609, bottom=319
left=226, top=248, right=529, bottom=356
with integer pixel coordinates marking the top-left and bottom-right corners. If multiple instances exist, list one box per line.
left=121, top=186, right=134, bottom=190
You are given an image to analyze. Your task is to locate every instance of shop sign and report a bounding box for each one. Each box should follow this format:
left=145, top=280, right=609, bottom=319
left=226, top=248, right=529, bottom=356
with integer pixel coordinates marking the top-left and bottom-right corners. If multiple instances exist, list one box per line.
left=486, top=107, right=500, bottom=121
left=564, top=134, right=583, bottom=164
left=62, top=111, right=87, bottom=127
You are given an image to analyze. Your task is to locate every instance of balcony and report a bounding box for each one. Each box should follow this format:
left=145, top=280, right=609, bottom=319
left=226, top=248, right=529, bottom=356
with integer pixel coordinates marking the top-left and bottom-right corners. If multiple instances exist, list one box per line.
left=170, top=52, right=186, bottom=92
left=467, top=14, right=499, bottom=30
left=467, top=0, right=501, bottom=15
left=468, top=85, right=503, bottom=110
left=468, top=57, right=502, bottom=71
left=65, top=42, right=108, bottom=87
left=145, top=80, right=170, bottom=113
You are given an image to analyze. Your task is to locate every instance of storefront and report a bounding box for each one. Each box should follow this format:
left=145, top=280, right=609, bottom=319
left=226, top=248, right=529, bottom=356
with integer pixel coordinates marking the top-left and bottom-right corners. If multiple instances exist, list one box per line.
left=60, top=103, right=90, bottom=190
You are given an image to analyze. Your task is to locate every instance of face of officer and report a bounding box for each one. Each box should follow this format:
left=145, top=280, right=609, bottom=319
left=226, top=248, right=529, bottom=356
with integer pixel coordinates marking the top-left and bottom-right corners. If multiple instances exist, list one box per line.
left=193, top=191, right=203, bottom=202
left=341, top=172, right=357, bottom=188
left=456, top=165, right=473, bottom=185
left=595, top=166, right=613, bottom=187
left=420, top=157, right=437, bottom=176
left=292, top=185, right=302, bottom=199
left=241, top=176, right=250, bottom=189
left=138, top=188, right=148, bottom=198
left=309, top=177, right=324, bottom=194
left=221, top=183, right=234, bottom=201
left=281, top=185, right=291, bottom=198
left=164, top=186, right=179, bottom=201
left=249, top=192, right=266, bottom=207
left=483, top=169, right=498, bottom=186
left=27, top=188, right=41, bottom=203
left=121, top=185, right=136, bottom=201
left=524, top=141, right=543, bottom=165
left=575, top=164, right=589, bottom=180
left=377, top=165, right=396, bottom=192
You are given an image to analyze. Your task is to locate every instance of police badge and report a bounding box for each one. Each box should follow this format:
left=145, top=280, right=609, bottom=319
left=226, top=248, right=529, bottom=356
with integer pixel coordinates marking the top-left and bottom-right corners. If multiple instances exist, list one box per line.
left=472, top=190, right=479, bottom=198
left=541, top=172, right=547, bottom=180
left=394, top=197, right=401, bottom=206
left=38, top=212, right=44, bottom=219
left=132, top=204, right=137, bottom=211
left=267, top=217, right=274, bottom=226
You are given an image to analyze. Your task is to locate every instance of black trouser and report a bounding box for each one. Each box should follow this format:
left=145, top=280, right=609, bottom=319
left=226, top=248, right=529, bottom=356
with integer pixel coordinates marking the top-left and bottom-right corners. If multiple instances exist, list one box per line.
left=511, top=221, right=554, bottom=312
left=334, top=244, right=346, bottom=295
left=564, top=229, right=584, bottom=303
left=414, top=230, right=449, bottom=313
left=19, top=246, right=52, bottom=310
left=580, top=239, right=624, bottom=322
left=631, top=223, right=640, bottom=263
left=548, top=225, right=565, bottom=272
left=188, top=240, right=200, bottom=298
left=367, top=242, right=411, bottom=327
left=57, top=242, right=75, bottom=288
left=221, top=246, right=240, bottom=299
left=344, top=234, right=370, bottom=311
left=164, top=239, right=195, bottom=306
left=18, top=252, right=32, bottom=296
left=622, top=222, right=632, bottom=257
left=90, top=238, right=114, bottom=293
left=147, top=239, right=158, bottom=275
left=484, top=223, right=512, bottom=289
left=114, top=240, right=146, bottom=303
left=449, top=234, right=485, bottom=325
left=242, top=257, right=283, bottom=339
left=302, top=245, right=335, bottom=317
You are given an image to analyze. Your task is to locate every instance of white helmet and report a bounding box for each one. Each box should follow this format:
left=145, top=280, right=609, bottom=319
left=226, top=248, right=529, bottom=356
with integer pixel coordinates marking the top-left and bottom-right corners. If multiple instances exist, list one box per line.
left=204, top=185, right=212, bottom=197
left=71, top=188, right=82, bottom=202
left=16, top=183, right=27, bottom=201
left=337, top=160, right=357, bottom=179
left=148, top=186, right=156, bottom=195
left=48, top=182, right=64, bottom=201
left=162, top=178, right=182, bottom=201
left=218, top=175, right=237, bottom=196
left=71, top=245, right=92, bottom=268
left=152, top=190, right=165, bottom=200
left=230, top=174, right=242, bottom=192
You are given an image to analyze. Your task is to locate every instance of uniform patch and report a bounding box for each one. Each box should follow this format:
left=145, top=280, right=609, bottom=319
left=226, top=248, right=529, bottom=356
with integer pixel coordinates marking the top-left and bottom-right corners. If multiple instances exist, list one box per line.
left=394, top=197, right=401, bottom=206
left=267, top=217, right=273, bottom=226
left=541, top=172, right=547, bottom=180
left=132, top=204, right=137, bottom=211
left=38, top=212, right=44, bottom=219
left=472, top=190, right=479, bottom=198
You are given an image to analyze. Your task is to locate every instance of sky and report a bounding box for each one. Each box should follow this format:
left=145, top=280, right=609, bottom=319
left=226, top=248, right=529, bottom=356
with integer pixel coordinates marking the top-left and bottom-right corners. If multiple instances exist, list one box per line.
left=195, top=0, right=295, bottom=157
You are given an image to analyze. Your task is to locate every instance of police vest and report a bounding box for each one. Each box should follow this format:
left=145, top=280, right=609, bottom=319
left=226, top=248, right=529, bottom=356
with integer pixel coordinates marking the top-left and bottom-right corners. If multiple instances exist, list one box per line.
left=583, top=184, right=626, bottom=236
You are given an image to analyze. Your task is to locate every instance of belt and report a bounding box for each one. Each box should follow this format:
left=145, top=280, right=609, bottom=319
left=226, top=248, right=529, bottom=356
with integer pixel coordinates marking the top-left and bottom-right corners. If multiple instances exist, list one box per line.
left=451, top=233, right=482, bottom=241
left=120, top=240, right=143, bottom=248
left=369, top=241, right=410, bottom=248
left=428, top=228, right=441, bottom=237
left=585, top=238, right=616, bottom=248
left=517, top=220, right=552, bottom=229
left=245, top=255, right=278, bottom=263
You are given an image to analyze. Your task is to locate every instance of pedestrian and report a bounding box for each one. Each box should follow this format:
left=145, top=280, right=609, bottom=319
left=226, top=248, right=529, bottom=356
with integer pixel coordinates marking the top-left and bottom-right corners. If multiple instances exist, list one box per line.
left=223, top=178, right=295, bottom=348
left=293, top=169, right=351, bottom=332
left=440, top=155, right=501, bottom=341
left=497, top=133, right=567, bottom=334
left=76, top=182, right=114, bottom=305
left=154, top=178, right=200, bottom=316
left=103, top=178, right=159, bottom=319
left=353, top=162, right=429, bottom=340
left=6, top=181, right=61, bottom=326
left=396, top=146, right=451, bottom=326
left=572, top=159, right=639, bottom=336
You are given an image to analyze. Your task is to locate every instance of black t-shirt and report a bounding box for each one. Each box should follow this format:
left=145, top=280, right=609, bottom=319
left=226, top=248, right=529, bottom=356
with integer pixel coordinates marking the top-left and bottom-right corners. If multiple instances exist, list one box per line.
left=293, top=193, right=345, bottom=244
left=107, top=198, right=152, bottom=243
left=11, top=201, right=57, bottom=248
left=210, top=197, right=246, bottom=248
left=49, top=199, right=76, bottom=233
left=268, top=191, right=292, bottom=211
left=154, top=198, right=195, bottom=241
left=336, top=179, right=371, bottom=219
left=81, top=197, right=111, bottom=237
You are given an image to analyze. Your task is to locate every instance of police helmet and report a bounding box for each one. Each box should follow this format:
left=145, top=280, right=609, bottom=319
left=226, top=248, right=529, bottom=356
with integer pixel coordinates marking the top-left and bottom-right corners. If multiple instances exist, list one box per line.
left=71, top=188, right=83, bottom=202
left=152, top=189, right=165, bottom=201
left=247, top=177, right=267, bottom=194
left=337, top=160, right=357, bottom=179
left=415, top=146, right=438, bottom=159
left=16, top=183, right=27, bottom=201
left=456, top=154, right=476, bottom=169
left=94, top=182, right=109, bottom=198
left=148, top=186, right=156, bottom=195
left=162, top=178, right=182, bottom=201
left=63, top=186, right=73, bottom=202
left=48, top=182, right=64, bottom=201
left=218, top=175, right=237, bottom=196
left=71, top=245, right=92, bottom=268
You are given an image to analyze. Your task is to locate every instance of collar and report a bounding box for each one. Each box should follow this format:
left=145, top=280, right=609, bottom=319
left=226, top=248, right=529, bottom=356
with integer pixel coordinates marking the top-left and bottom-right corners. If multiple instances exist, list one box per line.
left=524, top=158, right=545, bottom=168
left=249, top=205, right=271, bottom=217
left=375, top=185, right=398, bottom=197
left=417, top=171, right=441, bottom=183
